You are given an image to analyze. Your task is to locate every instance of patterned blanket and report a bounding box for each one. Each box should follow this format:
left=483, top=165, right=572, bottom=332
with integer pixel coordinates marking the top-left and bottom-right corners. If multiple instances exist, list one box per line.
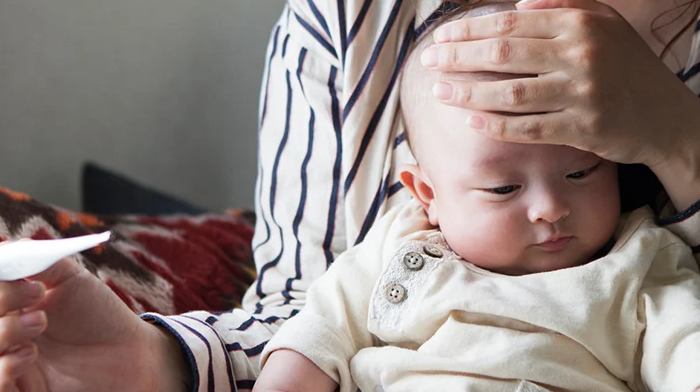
left=0, top=186, right=257, bottom=314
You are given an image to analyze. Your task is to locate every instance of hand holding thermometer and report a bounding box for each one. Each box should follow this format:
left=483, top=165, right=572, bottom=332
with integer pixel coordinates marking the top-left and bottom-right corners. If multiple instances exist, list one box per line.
left=0, top=231, right=112, bottom=281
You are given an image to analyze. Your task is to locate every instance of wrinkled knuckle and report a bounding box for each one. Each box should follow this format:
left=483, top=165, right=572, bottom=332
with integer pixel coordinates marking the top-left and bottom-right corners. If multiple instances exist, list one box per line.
left=504, top=82, right=527, bottom=107
left=519, top=121, right=543, bottom=141
left=456, top=85, right=473, bottom=106
left=439, top=46, right=458, bottom=68
left=496, top=11, right=518, bottom=35
left=567, top=9, right=595, bottom=29
left=457, top=21, right=471, bottom=40
left=574, top=80, right=596, bottom=98
left=490, top=118, right=508, bottom=139
left=464, top=23, right=472, bottom=40
left=491, top=39, right=512, bottom=65
left=569, top=43, right=596, bottom=67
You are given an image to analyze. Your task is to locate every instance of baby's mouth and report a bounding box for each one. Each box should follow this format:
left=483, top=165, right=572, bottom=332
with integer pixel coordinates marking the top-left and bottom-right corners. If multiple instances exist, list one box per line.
left=535, top=236, right=573, bottom=252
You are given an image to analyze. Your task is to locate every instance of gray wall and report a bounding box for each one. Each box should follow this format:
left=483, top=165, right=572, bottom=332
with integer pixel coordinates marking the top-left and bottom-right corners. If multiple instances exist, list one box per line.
left=0, top=0, right=285, bottom=211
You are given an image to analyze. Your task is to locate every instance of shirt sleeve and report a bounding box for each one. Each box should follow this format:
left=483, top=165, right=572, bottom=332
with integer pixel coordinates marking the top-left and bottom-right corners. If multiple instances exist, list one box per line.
left=638, top=237, right=700, bottom=392
left=138, top=2, right=350, bottom=391
left=658, top=199, right=700, bottom=265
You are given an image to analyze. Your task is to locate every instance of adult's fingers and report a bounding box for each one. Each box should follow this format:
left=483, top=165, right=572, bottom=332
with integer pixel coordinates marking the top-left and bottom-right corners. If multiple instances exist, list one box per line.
left=434, top=9, right=563, bottom=43
left=466, top=111, right=575, bottom=146
left=433, top=2, right=618, bottom=44
left=0, top=311, right=46, bottom=355
left=0, top=343, right=36, bottom=392
left=0, top=282, right=45, bottom=315
left=515, top=0, right=613, bottom=13
left=433, top=73, right=571, bottom=113
left=422, top=38, right=563, bottom=73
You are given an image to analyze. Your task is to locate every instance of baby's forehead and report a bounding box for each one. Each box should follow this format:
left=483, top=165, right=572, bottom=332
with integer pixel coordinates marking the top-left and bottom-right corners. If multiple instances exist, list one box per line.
left=428, top=133, right=597, bottom=173
left=439, top=131, right=529, bottom=167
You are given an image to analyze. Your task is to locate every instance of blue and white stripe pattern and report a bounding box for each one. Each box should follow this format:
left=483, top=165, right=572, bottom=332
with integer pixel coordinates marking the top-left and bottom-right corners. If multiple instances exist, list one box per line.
left=142, top=1, right=700, bottom=390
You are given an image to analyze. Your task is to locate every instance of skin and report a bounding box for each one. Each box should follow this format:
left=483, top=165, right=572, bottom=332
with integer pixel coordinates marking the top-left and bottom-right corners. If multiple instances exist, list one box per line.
left=399, top=133, right=620, bottom=276
left=1, top=0, right=699, bottom=391
left=0, top=259, right=190, bottom=392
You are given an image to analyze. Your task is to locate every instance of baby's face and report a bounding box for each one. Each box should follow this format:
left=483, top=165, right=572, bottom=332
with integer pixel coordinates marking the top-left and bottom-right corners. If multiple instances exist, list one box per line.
left=422, top=129, right=620, bottom=275
left=399, top=2, right=621, bottom=275
left=406, top=84, right=620, bottom=276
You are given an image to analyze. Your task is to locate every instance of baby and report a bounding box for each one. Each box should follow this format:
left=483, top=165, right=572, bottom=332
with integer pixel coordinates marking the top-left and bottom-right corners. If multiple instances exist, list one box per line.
left=254, top=3, right=700, bottom=392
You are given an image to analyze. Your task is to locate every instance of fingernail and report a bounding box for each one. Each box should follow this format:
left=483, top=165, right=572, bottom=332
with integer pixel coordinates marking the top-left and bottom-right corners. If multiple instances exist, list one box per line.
left=433, top=82, right=454, bottom=101
left=516, top=0, right=534, bottom=6
left=468, top=115, right=486, bottom=130
left=434, top=26, right=450, bottom=43
left=20, top=311, right=45, bottom=329
left=421, top=47, right=438, bottom=68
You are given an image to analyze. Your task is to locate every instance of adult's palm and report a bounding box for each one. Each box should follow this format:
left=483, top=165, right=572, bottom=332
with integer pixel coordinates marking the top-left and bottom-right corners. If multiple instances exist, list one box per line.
left=14, top=259, right=170, bottom=392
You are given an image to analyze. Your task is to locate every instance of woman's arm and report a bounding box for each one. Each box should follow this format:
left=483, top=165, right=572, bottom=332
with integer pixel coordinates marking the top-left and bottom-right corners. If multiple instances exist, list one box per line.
left=253, top=350, right=338, bottom=392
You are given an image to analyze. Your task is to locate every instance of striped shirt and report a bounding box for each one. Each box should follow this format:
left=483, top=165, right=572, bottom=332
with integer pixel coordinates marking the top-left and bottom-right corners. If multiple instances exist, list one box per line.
left=143, top=1, right=700, bottom=391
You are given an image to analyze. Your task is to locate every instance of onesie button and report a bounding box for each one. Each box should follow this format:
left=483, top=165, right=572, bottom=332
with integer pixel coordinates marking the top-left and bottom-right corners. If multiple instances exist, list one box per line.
left=385, top=283, right=406, bottom=303
left=423, top=245, right=443, bottom=258
left=403, top=252, right=424, bottom=270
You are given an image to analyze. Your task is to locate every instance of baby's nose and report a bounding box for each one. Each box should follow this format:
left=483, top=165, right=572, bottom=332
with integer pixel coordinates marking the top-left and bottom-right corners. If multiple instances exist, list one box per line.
left=528, top=195, right=570, bottom=224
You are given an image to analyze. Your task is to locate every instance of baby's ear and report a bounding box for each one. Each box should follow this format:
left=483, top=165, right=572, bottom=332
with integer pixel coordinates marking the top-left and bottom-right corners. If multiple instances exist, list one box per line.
left=398, top=164, right=439, bottom=226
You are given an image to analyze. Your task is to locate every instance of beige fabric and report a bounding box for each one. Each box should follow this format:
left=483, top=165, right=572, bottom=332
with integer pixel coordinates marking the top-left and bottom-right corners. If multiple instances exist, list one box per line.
left=263, top=200, right=700, bottom=392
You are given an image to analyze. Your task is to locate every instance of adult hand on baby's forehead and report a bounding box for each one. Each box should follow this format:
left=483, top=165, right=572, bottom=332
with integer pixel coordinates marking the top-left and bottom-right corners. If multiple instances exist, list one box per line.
left=421, top=0, right=696, bottom=170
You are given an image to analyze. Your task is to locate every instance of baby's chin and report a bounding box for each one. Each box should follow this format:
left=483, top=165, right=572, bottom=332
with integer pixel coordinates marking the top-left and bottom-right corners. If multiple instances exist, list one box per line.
left=473, top=252, right=592, bottom=276
left=486, top=262, right=580, bottom=276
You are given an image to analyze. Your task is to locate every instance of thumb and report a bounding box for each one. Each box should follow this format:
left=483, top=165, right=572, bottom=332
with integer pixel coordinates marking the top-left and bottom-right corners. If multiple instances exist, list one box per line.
left=27, top=257, right=84, bottom=290
left=515, top=0, right=612, bottom=13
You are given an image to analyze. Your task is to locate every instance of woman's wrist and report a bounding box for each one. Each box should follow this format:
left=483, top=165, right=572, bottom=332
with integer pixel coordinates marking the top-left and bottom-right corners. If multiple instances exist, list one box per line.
left=649, top=100, right=700, bottom=212
left=148, top=322, right=193, bottom=392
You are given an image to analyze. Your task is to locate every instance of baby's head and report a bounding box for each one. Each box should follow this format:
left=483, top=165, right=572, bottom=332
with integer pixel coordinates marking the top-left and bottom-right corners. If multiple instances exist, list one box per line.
left=399, top=1, right=621, bottom=275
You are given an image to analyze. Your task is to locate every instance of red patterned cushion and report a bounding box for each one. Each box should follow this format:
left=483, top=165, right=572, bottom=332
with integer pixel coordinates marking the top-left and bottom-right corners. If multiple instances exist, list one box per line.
left=0, top=187, right=256, bottom=314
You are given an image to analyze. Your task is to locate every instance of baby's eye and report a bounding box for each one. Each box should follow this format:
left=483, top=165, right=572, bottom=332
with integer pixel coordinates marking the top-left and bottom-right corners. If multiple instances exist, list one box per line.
left=567, top=170, right=587, bottom=179
left=567, top=163, right=599, bottom=180
left=487, top=185, right=520, bottom=195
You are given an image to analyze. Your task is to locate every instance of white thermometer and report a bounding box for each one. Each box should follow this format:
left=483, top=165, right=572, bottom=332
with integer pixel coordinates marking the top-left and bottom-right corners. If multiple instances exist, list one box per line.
left=0, top=231, right=112, bottom=281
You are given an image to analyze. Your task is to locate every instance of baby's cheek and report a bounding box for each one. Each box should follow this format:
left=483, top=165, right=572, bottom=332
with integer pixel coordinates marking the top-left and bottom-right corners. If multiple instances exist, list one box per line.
left=576, top=178, right=620, bottom=251
left=442, top=214, right=519, bottom=267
